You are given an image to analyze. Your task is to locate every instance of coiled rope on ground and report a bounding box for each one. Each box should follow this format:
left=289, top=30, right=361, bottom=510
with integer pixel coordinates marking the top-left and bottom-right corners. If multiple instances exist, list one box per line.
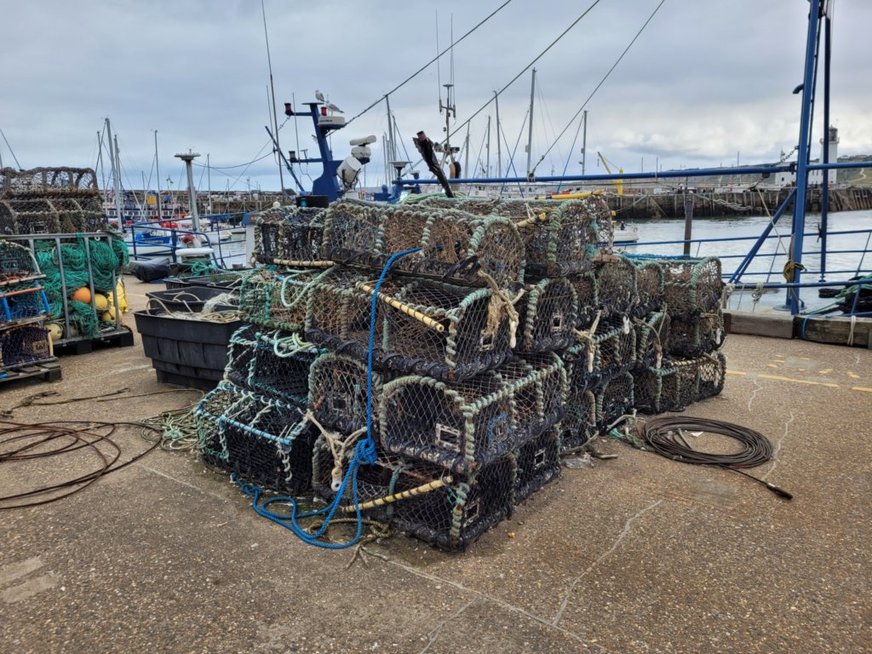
left=638, top=416, right=793, bottom=500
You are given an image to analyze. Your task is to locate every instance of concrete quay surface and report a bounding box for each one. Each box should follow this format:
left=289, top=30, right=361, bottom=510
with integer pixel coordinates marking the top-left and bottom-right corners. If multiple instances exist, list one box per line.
left=0, top=277, right=869, bottom=654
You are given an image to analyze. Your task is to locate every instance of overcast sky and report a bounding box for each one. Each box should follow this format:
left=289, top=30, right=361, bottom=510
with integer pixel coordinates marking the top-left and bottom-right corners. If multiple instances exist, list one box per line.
left=1, top=0, right=870, bottom=193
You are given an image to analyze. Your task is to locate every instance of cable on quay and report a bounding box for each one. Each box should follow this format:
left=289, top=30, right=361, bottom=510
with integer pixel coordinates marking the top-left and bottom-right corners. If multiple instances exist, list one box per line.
left=639, top=416, right=793, bottom=500
left=0, top=420, right=161, bottom=509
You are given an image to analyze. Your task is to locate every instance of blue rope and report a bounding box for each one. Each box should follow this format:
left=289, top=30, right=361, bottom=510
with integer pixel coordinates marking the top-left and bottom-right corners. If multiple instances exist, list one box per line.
left=236, top=247, right=421, bottom=549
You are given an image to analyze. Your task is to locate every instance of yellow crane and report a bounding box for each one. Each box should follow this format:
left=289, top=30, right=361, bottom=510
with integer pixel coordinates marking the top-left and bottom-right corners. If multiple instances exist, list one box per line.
left=597, top=151, right=624, bottom=196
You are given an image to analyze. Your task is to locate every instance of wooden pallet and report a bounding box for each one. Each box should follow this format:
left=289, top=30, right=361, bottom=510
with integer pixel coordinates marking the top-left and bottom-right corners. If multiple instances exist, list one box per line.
left=53, top=327, right=135, bottom=355
left=0, top=359, right=62, bottom=386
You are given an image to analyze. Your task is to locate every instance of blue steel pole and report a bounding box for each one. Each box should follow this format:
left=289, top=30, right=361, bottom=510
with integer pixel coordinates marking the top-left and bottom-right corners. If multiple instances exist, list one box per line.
left=787, top=0, right=822, bottom=314
left=729, top=189, right=796, bottom=284
left=819, top=12, right=832, bottom=281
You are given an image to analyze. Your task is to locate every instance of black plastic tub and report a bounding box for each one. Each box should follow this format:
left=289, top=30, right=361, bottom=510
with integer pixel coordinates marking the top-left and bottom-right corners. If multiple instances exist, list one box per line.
left=163, top=271, right=248, bottom=292
left=145, top=286, right=237, bottom=313
left=134, top=308, right=241, bottom=390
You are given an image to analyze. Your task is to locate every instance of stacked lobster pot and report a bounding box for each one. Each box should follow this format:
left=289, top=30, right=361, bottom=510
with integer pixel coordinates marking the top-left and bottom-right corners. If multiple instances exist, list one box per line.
left=628, top=255, right=727, bottom=415
left=195, top=198, right=728, bottom=552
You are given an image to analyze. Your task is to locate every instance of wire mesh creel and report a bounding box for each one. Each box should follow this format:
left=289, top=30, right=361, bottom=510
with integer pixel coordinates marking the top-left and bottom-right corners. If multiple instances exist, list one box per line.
left=321, top=199, right=525, bottom=289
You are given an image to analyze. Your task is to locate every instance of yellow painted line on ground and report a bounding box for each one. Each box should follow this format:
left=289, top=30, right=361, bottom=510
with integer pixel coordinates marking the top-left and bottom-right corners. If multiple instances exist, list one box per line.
left=851, top=386, right=872, bottom=393
left=726, top=369, right=840, bottom=388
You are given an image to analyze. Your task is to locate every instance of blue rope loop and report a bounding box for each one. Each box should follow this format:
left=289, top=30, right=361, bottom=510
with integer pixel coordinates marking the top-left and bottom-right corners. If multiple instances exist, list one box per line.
left=235, top=247, right=421, bottom=549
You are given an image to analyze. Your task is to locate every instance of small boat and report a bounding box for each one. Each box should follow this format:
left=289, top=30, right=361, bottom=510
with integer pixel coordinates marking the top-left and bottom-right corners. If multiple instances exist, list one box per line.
left=614, top=224, right=639, bottom=243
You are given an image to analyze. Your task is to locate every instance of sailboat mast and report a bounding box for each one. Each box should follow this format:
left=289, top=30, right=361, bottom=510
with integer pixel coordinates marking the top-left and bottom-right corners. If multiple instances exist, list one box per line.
left=105, top=118, right=124, bottom=233
left=581, top=110, right=588, bottom=175
left=494, top=91, right=502, bottom=178
left=207, top=153, right=213, bottom=215
left=261, top=0, right=285, bottom=194
left=154, top=130, right=163, bottom=222
left=526, top=68, right=536, bottom=179
left=486, top=115, right=491, bottom=176
left=464, top=123, right=470, bottom=178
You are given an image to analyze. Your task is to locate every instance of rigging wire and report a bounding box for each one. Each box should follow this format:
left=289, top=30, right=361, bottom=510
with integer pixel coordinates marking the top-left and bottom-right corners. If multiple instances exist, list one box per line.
left=531, top=0, right=667, bottom=175
left=345, top=0, right=514, bottom=127
left=0, top=127, right=23, bottom=169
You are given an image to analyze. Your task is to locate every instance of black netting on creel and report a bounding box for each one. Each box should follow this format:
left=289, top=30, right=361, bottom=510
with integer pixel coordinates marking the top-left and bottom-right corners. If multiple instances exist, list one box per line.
left=239, top=267, right=327, bottom=332
left=224, top=324, right=319, bottom=404
left=379, top=353, right=566, bottom=474
left=410, top=195, right=609, bottom=280
left=632, top=351, right=725, bottom=414
left=321, top=199, right=525, bottom=289
left=516, top=277, right=578, bottom=353
left=635, top=310, right=671, bottom=369
left=0, top=240, right=41, bottom=283
left=305, top=268, right=513, bottom=382
left=253, top=206, right=327, bottom=266
left=0, top=324, right=53, bottom=368
left=594, top=372, right=635, bottom=429
left=568, top=270, right=599, bottom=331
left=307, top=352, right=393, bottom=436
left=628, top=258, right=665, bottom=317
left=196, top=382, right=316, bottom=494
left=514, top=429, right=561, bottom=502
left=595, top=255, right=639, bottom=317
left=565, top=315, right=637, bottom=386
left=657, top=256, right=723, bottom=315
left=666, top=310, right=725, bottom=357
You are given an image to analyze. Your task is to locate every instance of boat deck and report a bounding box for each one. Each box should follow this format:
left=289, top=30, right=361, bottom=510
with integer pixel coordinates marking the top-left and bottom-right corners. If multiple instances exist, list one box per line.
left=0, top=277, right=869, bottom=653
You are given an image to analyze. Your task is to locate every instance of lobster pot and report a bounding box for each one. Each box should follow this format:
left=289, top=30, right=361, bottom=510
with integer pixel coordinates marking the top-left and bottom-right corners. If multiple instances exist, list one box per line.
left=629, top=258, right=665, bottom=316
left=307, top=353, right=391, bottom=435
left=667, top=310, right=725, bottom=357
left=253, top=206, right=326, bottom=265
left=0, top=240, right=41, bottom=285
left=635, top=311, right=671, bottom=369
left=306, top=269, right=512, bottom=381
left=0, top=325, right=53, bottom=369
left=658, top=256, right=723, bottom=315
left=568, top=270, right=599, bottom=331
left=0, top=166, right=99, bottom=195
left=595, top=255, right=638, bottom=317
left=634, top=352, right=726, bottom=414
left=321, top=200, right=525, bottom=289
left=1, top=285, right=50, bottom=324
left=391, top=454, right=514, bottom=551
left=560, top=386, right=597, bottom=452
left=516, top=277, right=578, bottom=353
left=514, top=430, right=561, bottom=503
left=311, top=437, right=407, bottom=506
left=632, top=364, right=681, bottom=414
left=566, top=316, right=637, bottom=385
left=0, top=197, right=102, bottom=236
left=595, top=372, right=635, bottom=429
left=224, top=324, right=318, bottom=404
left=379, top=354, right=566, bottom=474
left=411, top=196, right=609, bottom=279
left=195, top=382, right=315, bottom=494
left=239, top=267, right=324, bottom=332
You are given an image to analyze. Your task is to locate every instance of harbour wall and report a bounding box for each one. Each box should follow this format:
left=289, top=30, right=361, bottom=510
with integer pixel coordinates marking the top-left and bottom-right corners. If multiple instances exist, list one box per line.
left=609, top=186, right=872, bottom=220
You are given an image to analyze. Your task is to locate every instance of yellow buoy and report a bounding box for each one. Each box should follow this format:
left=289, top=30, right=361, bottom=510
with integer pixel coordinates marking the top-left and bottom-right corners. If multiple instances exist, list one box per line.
left=70, top=287, right=91, bottom=304
left=102, top=306, right=118, bottom=322
left=93, top=293, right=109, bottom=311
left=47, top=323, right=63, bottom=341
left=107, top=280, right=129, bottom=313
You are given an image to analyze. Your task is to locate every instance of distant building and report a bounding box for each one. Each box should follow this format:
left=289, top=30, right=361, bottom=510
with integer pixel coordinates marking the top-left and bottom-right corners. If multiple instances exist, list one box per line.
left=774, top=126, right=839, bottom=187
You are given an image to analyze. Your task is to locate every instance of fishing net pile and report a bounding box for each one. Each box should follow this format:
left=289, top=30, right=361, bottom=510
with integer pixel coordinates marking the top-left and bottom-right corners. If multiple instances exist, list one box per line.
left=0, top=167, right=129, bottom=341
left=195, top=196, right=726, bottom=551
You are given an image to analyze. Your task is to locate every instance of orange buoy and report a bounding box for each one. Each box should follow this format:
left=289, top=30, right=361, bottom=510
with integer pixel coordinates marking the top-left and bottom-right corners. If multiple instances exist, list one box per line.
left=70, top=287, right=92, bottom=304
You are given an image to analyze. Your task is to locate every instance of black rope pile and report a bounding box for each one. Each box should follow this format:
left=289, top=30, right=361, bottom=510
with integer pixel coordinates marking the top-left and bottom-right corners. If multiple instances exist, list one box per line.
left=0, top=420, right=160, bottom=509
left=639, top=416, right=793, bottom=500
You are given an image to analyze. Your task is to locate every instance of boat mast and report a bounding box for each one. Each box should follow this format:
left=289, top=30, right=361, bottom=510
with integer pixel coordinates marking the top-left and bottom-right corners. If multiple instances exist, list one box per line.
left=261, top=0, right=285, bottom=194
left=494, top=91, right=502, bottom=178
left=105, top=118, right=124, bottom=233
left=526, top=68, right=536, bottom=180
left=154, top=130, right=163, bottom=222
left=581, top=109, right=588, bottom=175
left=486, top=115, right=491, bottom=176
